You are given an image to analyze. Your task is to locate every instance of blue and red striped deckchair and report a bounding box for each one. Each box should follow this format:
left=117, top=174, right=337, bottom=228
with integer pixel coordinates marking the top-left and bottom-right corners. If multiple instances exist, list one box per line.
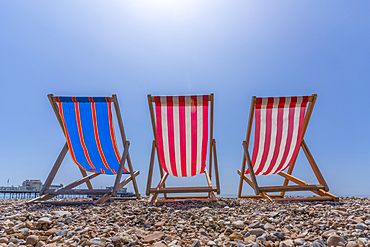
left=146, top=93, right=220, bottom=203
left=238, top=94, right=338, bottom=201
left=30, top=94, right=139, bottom=204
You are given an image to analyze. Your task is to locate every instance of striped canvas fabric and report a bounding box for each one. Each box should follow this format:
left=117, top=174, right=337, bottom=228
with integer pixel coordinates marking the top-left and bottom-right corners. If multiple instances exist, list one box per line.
left=154, top=95, right=209, bottom=177
left=55, top=97, right=129, bottom=175
left=246, top=96, right=309, bottom=175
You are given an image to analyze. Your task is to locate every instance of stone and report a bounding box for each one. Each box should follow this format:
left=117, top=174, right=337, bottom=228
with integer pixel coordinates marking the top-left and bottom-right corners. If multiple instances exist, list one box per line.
left=152, top=243, right=167, bottom=247
left=229, top=232, right=243, bottom=240
left=142, top=232, right=164, bottom=244
left=0, top=238, right=8, bottom=244
left=346, top=242, right=359, bottom=247
left=25, top=221, right=33, bottom=229
left=327, top=235, right=345, bottom=247
left=355, top=224, right=366, bottom=231
left=86, top=240, right=105, bottom=246
left=279, top=240, right=295, bottom=247
left=38, top=217, right=51, bottom=224
left=249, top=222, right=260, bottom=228
left=323, top=229, right=337, bottom=238
left=249, top=228, right=265, bottom=237
left=273, top=232, right=285, bottom=240
left=36, top=241, right=46, bottom=247
left=264, top=223, right=275, bottom=231
left=312, top=240, right=327, bottom=247
left=294, top=239, right=305, bottom=245
left=51, top=211, right=72, bottom=218
left=232, top=220, right=244, bottom=229
left=25, top=235, right=39, bottom=245
left=191, top=239, right=201, bottom=247
left=155, top=221, right=166, bottom=227
left=207, top=241, right=216, bottom=246
left=45, top=228, right=57, bottom=236
left=244, top=235, right=256, bottom=243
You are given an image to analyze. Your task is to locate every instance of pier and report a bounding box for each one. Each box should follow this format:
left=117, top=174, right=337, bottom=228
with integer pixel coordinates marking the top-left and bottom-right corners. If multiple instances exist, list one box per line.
left=0, top=190, right=136, bottom=199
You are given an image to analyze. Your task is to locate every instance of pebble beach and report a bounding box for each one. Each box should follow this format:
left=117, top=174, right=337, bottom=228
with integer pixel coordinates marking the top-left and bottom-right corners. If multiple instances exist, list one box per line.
left=0, top=197, right=369, bottom=247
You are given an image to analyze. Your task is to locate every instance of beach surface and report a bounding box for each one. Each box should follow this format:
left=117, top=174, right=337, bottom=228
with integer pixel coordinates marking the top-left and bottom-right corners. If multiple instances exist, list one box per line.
left=0, top=197, right=369, bottom=247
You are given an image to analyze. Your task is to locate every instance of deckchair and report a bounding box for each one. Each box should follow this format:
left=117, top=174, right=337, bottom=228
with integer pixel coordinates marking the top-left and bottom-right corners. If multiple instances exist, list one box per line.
left=29, top=94, right=140, bottom=205
left=237, top=94, right=338, bottom=202
left=146, top=93, right=220, bottom=203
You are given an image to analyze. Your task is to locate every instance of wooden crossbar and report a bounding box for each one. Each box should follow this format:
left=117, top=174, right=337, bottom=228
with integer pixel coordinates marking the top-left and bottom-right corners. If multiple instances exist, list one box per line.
left=259, top=185, right=325, bottom=192
left=149, top=186, right=217, bottom=194
left=43, top=189, right=111, bottom=195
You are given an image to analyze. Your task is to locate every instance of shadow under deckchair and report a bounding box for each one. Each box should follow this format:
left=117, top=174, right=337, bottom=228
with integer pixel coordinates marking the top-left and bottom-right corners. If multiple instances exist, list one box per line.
left=238, top=94, right=338, bottom=202
left=28, top=94, right=140, bottom=205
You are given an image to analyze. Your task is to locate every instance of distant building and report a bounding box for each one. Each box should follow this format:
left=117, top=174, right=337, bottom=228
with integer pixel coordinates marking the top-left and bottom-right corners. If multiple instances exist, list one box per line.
left=106, top=186, right=127, bottom=193
left=0, top=186, right=18, bottom=191
left=49, top=184, right=63, bottom=190
left=19, top=180, right=42, bottom=191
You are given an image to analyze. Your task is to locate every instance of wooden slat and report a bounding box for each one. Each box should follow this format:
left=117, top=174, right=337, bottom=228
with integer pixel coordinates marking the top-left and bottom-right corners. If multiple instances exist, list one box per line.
left=165, top=195, right=210, bottom=199
left=243, top=141, right=260, bottom=194
left=273, top=196, right=335, bottom=202
left=212, top=139, right=220, bottom=194
left=117, top=170, right=140, bottom=192
left=150, top=186, right=217, bottom=194
left=204, top=169, right=212, bottom=187
left=44, top=189, right=110, bottom=195
left=239, top=195, right=283, bottom=198
left=112, top=142, right=129, bottom=195
left=39, top=200, right=95, bottom=205
left=146, top=141, right=156, bottom=196
left=155, top=197, right=215, bottom=204
left=278, top=172, right=338, bottom=201
left=148, top=173, right=169, bottom=203
left=259, top=185, right=325, bottom=192
left=209, top=93, right=214, bottom=180
left=237, top=169, right=255, bottom=188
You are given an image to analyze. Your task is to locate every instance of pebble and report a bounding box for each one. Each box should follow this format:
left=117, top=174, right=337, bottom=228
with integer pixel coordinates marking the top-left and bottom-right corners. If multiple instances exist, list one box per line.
left=0, top=197, right=368, bottom=246
left=25, top=235, right=39, bottom=245
left=232, top=220, right=244, bottom=229
left=327, top=235, right=346, bottom=247
left=249, top=228, right=265, bottom=237
left=346, top=241, right=359, bottom=247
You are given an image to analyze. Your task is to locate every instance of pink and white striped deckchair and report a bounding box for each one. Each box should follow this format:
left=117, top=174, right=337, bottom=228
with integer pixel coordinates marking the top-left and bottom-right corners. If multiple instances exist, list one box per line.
left=147, top=93, right=220, bottom=203
left=238, top=94, right=338, bottom=202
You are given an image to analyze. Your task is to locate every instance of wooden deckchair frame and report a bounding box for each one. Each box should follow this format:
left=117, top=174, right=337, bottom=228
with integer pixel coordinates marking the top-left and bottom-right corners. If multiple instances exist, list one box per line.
left=146, top=93, right=220, bottom=204
left=237, top=94, right=338, bottom=202
left=28, top=94, right=140, bottom=205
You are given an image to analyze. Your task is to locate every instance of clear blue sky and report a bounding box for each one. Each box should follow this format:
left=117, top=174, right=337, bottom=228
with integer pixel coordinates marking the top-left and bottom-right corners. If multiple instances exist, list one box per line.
left=1, top=1, right=369, bottom=197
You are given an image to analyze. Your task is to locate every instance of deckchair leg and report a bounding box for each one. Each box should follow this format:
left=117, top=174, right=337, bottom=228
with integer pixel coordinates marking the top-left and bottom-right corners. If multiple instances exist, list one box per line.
left=112, top=142, right=129, bottom=196
left=302, top=140, right=329, bottom=191
left=280, top=156, right=298, bottom=198
left=146, top=141, right=156, bottom=196
left=149, top=173, right=168, bottom=204
left=127, top=154, right=140, bottom=199
left=212, top=140, right=220, bottom=194
left=243, top=141, right=260, bottom=194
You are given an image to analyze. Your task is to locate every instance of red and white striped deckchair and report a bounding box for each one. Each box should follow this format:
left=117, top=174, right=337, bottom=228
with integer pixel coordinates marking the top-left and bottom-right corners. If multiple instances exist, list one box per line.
left=147, top=93, right=220, bottom=203
left=237, top=94, right=338, bottom=202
